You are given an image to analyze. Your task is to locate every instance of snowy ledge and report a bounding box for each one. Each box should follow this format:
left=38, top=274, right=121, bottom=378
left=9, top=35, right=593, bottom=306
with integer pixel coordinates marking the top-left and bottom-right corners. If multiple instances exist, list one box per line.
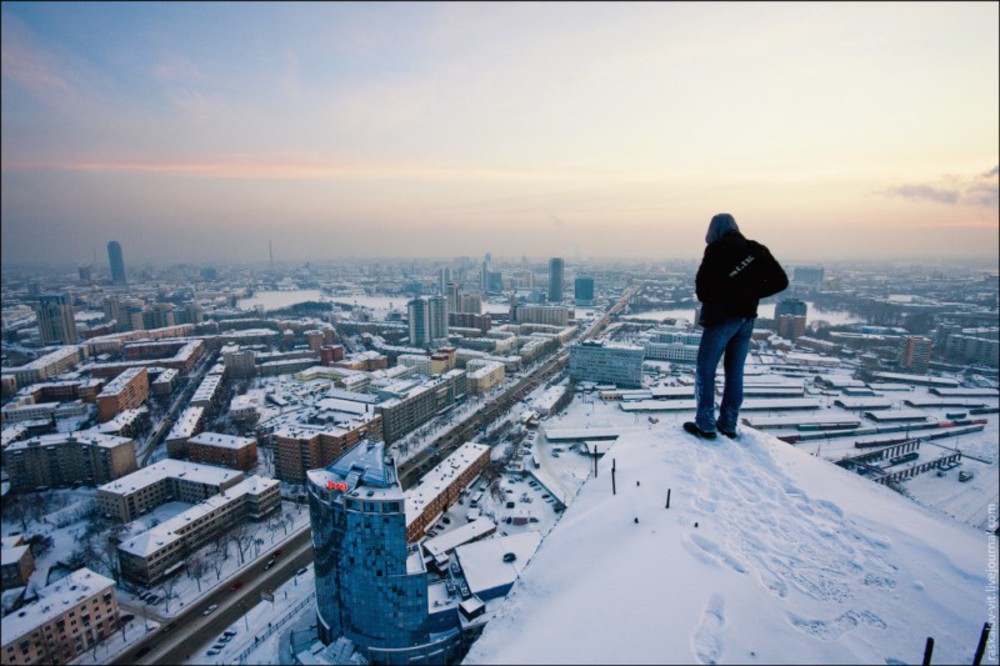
left=464, top=426, right=993, bottom=665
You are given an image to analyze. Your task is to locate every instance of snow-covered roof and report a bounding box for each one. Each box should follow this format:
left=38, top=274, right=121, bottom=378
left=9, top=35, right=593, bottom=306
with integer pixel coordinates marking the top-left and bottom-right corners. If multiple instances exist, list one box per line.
left=166, top=406, right=204, bottom=440
left=406, top=443, right=490, bottom=526
left=0, top=568, right=114, bottom=642
left=422, top=519, right=497, bottom=560
left=464, top=427, right=992, bottom=665
left=5, top=431, right=132, bottom=453
left=188, top=431, right=256, bottom=450
left=119, top=476, right=277, bottom=557
left=455, top=532, right=542, bottom=598
left=98, top=458, right=239, bottom=496
left=619, top=398, right=821, bottom=412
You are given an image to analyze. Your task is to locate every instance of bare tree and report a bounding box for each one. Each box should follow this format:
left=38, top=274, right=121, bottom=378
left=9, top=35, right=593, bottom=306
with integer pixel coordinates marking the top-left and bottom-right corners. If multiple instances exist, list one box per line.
left=186, top=553, right=209, bottom=593
left=208, top=548, right=226, bottom=581
left=229, top=525, right=254, bottom=566
left=159, top=576, right=180, bottom=614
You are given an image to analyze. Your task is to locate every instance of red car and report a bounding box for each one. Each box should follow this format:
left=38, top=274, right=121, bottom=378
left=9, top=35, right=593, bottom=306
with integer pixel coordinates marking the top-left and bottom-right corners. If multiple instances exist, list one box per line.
left=230, top=581, right=243, bottom=592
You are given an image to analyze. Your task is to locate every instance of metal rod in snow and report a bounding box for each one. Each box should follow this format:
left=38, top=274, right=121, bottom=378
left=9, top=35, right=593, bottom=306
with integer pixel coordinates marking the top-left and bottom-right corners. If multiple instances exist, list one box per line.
left=665, top=488, right=671, bottom=509
left=973, top=622, right=991, bottom=666
left=593, top=445, right=598, bottom=477
left=611, top=465, right=616, bottom=495
left=922, top=637, right=934, bottom=666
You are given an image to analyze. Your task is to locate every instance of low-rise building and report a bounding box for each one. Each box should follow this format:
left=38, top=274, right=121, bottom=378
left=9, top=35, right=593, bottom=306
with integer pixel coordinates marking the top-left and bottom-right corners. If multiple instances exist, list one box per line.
left=187, top=431, right=258, bottom=472
left=569, top=340, right=645, bottom=389
left=164, top=406, right=205, bottom=458
left=117, top=476, right=280, bottom=586
left=1, top=536, right=34, bottom=591
left=405, top=442, right=490, bottom=541
left=96, top=367, right=149, bottom=423
left=97, top=458, right=244, bottom=523
left=2, top=433, right=137, bottom=492
left=0, top=567, right=118, bottom=666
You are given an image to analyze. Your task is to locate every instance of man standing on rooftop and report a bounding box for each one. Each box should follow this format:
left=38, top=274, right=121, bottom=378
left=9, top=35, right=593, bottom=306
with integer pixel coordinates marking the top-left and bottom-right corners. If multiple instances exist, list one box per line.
left=685, top=213, right=788, bottom=440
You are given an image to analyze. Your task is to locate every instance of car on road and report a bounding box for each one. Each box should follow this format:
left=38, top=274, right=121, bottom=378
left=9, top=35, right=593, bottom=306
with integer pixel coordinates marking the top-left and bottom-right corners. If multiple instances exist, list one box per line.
left=230, top=581, right=243, bottom=592
left=136, top=645, right=152, bottom=658
left=202, top=604, right=218, bottom=616
left=162, top=622, right=177, bottom=632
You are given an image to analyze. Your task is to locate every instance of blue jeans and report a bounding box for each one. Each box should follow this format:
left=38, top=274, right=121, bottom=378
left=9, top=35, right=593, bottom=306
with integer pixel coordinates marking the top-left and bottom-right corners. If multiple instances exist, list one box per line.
left=694, top=317, right=755, bottom=433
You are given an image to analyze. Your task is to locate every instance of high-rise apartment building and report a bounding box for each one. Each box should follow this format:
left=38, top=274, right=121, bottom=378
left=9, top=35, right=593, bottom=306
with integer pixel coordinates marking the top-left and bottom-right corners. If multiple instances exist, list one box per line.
left=899, top=336, right=933, bottom=372
left=792, top=266, right=824, bottom=286
left=427, top=295, right=448, bottom=342
left=549, top=257, right=565, bottom=302
left=307, top=440, right=463, bottom=663
left=35, top=294, right=78, bottom=345
left=775, top=298, right=808, bottom=340
left=107, top=241, right=126, bottom=285
left=574, top=276, right=595, bottom=306
left=775, top=298, right=808, bottom=318
left=445, top=282, right=459, bottom=313
left=408, top=297, right=429, bottom=347
left=438, top=267, right=452, bottom=295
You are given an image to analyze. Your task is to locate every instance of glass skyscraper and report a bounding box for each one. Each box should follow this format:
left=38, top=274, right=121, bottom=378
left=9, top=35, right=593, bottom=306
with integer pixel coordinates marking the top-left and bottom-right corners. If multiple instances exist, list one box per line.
left=307, top=441, right=461, bottom=664
left=548, top=257, right=564, bottom=302
left=107, top=240, right=127, bottom=285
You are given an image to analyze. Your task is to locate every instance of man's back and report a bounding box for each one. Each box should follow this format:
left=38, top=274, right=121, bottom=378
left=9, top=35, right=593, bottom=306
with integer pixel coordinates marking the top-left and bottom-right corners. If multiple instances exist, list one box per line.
left=696, top=231, right=788, bottom=326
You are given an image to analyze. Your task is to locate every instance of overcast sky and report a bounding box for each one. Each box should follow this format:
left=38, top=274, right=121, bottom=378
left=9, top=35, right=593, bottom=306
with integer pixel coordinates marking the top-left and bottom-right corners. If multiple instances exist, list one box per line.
left=2, top=2, right=997, bottom=267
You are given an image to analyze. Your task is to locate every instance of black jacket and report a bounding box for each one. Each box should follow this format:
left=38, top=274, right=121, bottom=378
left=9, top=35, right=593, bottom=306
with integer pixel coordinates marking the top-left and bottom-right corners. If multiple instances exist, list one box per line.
left=696, top=231, right=788, bottom=326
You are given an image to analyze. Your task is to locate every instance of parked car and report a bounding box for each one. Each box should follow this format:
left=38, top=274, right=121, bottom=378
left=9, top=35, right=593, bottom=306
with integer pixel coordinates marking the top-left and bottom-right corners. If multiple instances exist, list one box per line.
left=202, top=604, right=218, bottom=616
left=296, top=567, right=308, bottom=576
left=135, top=646, right=152, bottom=658
left=207, top=649, right=221, bottom=656
left=230, top=581, right=243, bottom=592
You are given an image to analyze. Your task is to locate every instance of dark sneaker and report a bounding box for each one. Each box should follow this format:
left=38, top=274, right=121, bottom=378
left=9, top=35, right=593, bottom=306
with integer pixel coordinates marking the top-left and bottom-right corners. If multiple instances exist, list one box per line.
left=719, top=428, right=738, bottom=439
left=683, top=421, right=717, bottom=440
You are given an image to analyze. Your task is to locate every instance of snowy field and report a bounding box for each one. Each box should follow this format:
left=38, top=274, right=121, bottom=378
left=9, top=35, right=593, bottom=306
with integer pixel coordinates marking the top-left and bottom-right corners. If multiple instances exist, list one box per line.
left=465, top=416, right=996, bottom=665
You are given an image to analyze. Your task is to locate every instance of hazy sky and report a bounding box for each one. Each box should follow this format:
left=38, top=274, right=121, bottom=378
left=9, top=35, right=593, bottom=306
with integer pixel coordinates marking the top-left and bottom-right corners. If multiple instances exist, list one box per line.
left=2, top=2, right=998, bottom=267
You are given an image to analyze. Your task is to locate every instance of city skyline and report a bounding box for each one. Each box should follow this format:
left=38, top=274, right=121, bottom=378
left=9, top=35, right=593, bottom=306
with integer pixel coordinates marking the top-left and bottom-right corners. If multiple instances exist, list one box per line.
left=2, top=2, right=998, bottom=267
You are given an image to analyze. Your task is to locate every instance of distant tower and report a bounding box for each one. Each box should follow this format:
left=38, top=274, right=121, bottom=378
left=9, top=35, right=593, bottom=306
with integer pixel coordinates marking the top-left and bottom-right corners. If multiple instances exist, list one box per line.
left=35, top=294, right=78, bottom=345
left=574, top=276, right=595, bottom=306
left=107, top=241, right=126, bottom=285
left=427, top=295, right=449, bottom=342
left=480, top=253, right=492, bottom=292
left=549, top=257, right=565, bottom=303
left=269, top=241, right=274, bottom=270
left=408, top=297, right=430, bottom=347
left=307, top=441, right=462, bottom=662
left=776, top=298, right=808, bottom=340
left=438, top=267, right=452, bottom=295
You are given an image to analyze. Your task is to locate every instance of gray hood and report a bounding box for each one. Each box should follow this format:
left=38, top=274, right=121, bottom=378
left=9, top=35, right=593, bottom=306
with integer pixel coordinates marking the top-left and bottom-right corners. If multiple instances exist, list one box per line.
left=706, top=213, right=740, bottom=244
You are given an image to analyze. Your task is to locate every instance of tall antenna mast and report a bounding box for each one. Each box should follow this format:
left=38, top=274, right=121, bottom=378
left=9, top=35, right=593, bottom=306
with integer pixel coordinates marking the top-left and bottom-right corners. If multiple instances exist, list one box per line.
left=269, top=240, right=274, bottom=269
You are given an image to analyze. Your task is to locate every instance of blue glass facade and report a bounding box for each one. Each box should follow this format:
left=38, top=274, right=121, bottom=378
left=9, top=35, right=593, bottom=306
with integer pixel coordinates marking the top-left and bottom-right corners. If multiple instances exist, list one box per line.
left=308, top=441, right=462, bottom=664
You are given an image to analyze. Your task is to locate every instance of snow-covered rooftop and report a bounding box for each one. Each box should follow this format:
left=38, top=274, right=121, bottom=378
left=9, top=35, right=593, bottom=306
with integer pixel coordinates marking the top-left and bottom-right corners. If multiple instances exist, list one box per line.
left=406, top=443, right=490, bottom=526
left=188, top=431, right=256, bottom=450
left=5, top=431, right=132, bottom=453
left=98, top=458, right=239, bottom=496
left=464, top=426, right=993, bottom=665
left=1, top=568, right=115, bottom=642
left=422, top=518, right=498, bottom=561
left=119, top=476, right=278, bottom=557
left=456, top=532, right=542, bottom=599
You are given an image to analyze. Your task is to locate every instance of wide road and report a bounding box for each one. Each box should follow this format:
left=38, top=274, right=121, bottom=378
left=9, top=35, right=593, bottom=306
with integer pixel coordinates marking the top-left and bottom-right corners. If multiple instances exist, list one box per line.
left=113, top=528, right=313, bottom=666
left=141, top=350, right=218, bottom=466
